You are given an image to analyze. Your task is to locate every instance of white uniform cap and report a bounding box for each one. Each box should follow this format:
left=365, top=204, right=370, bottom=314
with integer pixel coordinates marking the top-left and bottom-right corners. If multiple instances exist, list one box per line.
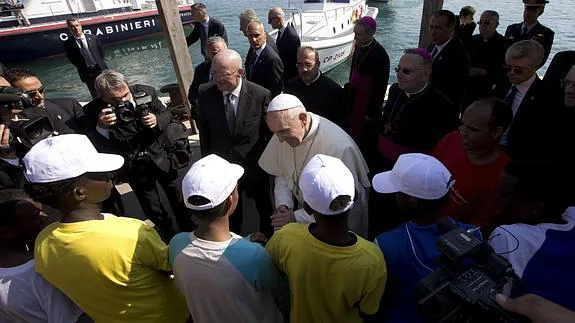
left=182, top=154, right=244, bottom=211
left=372, top=153, right=454, bottom=200
left=299, top=154, right=355, bottom=215
left=23, top=134, right=124, bottom=183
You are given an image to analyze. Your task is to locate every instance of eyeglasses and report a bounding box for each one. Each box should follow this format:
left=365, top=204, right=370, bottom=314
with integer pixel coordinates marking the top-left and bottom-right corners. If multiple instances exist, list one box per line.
left=562, top=79, right=575, bottom=89
left=296, top=62, right=317, bottom=70
left=505, top=65, right=532, bottom=74
left=24, top=85, right=46, bottom=97
left=211, top=68, right=240, bottom=80
left=395, top=66, right=424, bottom=75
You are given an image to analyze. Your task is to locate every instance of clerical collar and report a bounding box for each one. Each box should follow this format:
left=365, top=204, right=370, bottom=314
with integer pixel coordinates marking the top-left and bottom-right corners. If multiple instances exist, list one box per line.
left=361, top=39, right=374, bottom=48
left=255, top=42, right=267, bottom=56
left=303, top=70, right=322, bottom=86
left=405, top=82, right=429, bottom=97
left=301, top=112, right=320, bottom=144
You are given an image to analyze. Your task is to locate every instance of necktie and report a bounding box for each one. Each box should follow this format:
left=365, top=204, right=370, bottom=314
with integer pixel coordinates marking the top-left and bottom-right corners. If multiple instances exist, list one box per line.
left=79, top=38, right=96, bottom=66
left=431, top=46, right=439, bottom=60
left=248, top=52, right=258, bottom=79
left=504, top=85, right=518, bottom=107
left=200, top=24, right=207, bottom=52
left=521, top=26, right=528, bottom=37
left=225, top=93, right=236, bottom=133
left=277, top=30, right=283, bottom=42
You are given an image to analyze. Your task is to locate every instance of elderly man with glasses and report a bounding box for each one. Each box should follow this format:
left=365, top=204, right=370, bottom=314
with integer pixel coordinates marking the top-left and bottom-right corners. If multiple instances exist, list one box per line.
left=197, top=49, right=275, bottom=237
left=3, top=68, right=82, bottom=134
left=496, top=39, right=559, bottom=160
left=368, top=48, right=458, bottom=237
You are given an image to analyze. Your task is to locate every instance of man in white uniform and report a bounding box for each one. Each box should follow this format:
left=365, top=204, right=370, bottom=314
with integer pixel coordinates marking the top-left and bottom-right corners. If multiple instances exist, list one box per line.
left=259, top=94, right=370, bottom=237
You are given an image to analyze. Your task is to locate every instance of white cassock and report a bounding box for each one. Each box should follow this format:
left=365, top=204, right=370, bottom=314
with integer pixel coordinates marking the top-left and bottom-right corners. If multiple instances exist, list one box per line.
left=258, top=112, right=370, bottom=237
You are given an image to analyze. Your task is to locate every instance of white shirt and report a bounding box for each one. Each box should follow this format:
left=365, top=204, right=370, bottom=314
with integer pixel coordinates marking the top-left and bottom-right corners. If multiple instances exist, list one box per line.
left=521, top=22, right=537, bottom=34
left=252, top=42, right=268, bottom=64
left=432, top=37, right=452, bottom=58
left=258, top=112, right=371, bottom=237
left=0, top=260, right=83, bottom=323
left=168, top=232, right=284, bottom=323
left=510, top=73, right=537, bottom=116
left=222, top=79, right=242, bottom=115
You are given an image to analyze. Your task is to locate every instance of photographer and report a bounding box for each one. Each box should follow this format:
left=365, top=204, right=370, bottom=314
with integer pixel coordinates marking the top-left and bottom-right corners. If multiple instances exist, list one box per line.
left=0, top=76, right=58, bottom=189
left=83, top=70, right=193, bottom=239
left=4, top=68, right=83, bottom=134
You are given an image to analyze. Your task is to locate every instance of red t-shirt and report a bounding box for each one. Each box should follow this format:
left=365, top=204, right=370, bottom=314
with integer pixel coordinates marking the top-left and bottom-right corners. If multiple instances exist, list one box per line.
left=432, top=131, right=510, bottom=233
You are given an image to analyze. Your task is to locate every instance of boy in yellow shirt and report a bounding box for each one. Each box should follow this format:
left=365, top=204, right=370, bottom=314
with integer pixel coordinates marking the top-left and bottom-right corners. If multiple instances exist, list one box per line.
left=266, top=154, right=387, bottom=323
left=23, top=134, right=189, bottom=323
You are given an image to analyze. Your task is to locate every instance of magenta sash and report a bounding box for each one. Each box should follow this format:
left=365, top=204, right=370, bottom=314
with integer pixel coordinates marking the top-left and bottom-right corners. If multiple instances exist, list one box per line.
left=378, top=134, right=419, bottom=161
left=349, top=70, right=373, bottom=141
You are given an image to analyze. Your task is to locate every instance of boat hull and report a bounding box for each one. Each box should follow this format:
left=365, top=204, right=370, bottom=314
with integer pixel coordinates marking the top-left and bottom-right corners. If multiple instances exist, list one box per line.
left=0, top=6, right=192, bottom=63
left=309, top=38, right=355, bottom=73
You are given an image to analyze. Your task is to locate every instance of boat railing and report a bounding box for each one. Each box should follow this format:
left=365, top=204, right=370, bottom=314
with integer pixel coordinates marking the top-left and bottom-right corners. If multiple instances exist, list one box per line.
left=283, top=2, right=357, bottom=39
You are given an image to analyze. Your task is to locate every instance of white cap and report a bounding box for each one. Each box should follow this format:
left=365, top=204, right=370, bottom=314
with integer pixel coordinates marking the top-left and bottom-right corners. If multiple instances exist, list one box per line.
left=23, top=134, right=125, bottom=183
left=372, top=153, right=454, bottom=200
left=267, top=93, right=304, bottom=112
left=299, top=154, right=355, bottom=215
left=182, top=154, right=244, bottom=211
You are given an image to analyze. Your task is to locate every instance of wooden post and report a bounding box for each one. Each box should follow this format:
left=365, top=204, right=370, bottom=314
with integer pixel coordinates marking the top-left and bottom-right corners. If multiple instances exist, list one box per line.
left=418, top=0, right=444, bottom=48
left=155, top=0, right=197, bottom=131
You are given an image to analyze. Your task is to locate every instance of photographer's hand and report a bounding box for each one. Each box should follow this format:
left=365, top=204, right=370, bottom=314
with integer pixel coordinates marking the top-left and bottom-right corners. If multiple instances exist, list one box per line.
left=98, top=107, right=117, bottom=128
left=496, top=294, right=575, bottom=323
left=141, top=113, right=157, bottom=128
left=0, top=124, right=16, bottom=159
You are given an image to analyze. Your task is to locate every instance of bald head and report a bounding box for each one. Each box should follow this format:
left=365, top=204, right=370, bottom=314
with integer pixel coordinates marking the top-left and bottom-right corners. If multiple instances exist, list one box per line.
left=247, top=21, right=266, bottom=50
left=212, top=49, right=243, bottom=92
left=0, top=76, right=10, bottom=87
left=268, top=7, right=285, bottom=29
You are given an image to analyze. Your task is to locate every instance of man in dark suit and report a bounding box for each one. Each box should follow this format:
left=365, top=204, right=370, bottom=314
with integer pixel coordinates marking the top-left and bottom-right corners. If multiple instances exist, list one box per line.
left=428, top=10, right=470, bottom=114
left=64, top=18, right=108, bottom=99
left=197, top=49, right=273, bottom=236
left=268, top=7, right=301, bottom=83
left=497, top=40, right=559, bottom=161
left=463, top=10, right=511, bottom=108
left=4, top=68, right=80, bottom=135
left=187, top=36, right=227, bottom=120
left=84, top=70, right=194, bottom=239
left=186, top=3, right=228, bottom=59
left=505, top=0, right=554, bottom=66
left=245, top=21, right=284, bottom=97
left=239, top=9, right=279, bottom=54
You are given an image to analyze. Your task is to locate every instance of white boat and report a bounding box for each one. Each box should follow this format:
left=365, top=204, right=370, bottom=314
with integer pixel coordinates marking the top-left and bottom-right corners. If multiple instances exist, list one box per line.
left=279, top=0, right=379, bottom=73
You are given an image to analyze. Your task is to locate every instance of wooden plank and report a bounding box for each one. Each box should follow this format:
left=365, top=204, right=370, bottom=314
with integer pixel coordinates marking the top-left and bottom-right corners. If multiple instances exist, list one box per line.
left=418, top=0, right=444, bottom=48
left=154, top=0, right=194, bottom=122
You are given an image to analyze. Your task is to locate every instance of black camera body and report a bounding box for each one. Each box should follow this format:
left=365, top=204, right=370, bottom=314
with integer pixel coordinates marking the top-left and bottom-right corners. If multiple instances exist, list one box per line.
left=416, top=219, right=528, bottom=323
left=108, top=91, right=152, bottom=124
left=0, top=86, right=35, bottom=111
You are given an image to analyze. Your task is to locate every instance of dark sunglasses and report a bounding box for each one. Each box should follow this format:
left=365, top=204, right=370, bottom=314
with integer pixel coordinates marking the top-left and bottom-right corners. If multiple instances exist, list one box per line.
left=395, top=66, right=423, bottom=75
left=24, top=85, right=46, bottom=96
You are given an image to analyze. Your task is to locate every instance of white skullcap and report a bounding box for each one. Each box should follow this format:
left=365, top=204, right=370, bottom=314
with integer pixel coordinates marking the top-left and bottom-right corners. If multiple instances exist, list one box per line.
left=267, top=93, right=304, bottom=112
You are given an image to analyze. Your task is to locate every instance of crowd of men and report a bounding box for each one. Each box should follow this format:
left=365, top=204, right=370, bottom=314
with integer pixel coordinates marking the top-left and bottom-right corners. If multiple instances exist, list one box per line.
left=0, top=0, right=574, bottom=322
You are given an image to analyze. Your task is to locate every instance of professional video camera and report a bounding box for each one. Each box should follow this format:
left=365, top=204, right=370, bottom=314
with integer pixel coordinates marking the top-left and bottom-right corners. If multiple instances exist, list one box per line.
left=0, top=86, right=35, bottom=111
left=416, top=219, right=528, bottom=323
left=109, top=91, right=152, bottom=124
left=0, top=86, right=55, bottom=154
